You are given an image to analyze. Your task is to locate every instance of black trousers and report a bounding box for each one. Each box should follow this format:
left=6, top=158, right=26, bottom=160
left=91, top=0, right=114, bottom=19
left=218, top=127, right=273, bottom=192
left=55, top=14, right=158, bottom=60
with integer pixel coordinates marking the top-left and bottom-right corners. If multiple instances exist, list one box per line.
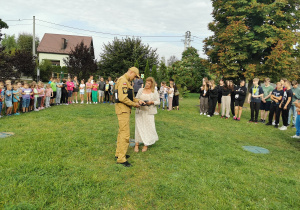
left=268, top=104, right=280, bottom=124
left=37, top=97, right=42, bottom=108
left=61, top=91, right=68, bottom=103
left=280, top=107, right=290, bottom=126
left=231, top=95, right=235, bottom=116
left=250, top=102, right=260, bottom=122
left=208, top=97, right=218, bottom=116
left=105, top=91, right=110, bottom=102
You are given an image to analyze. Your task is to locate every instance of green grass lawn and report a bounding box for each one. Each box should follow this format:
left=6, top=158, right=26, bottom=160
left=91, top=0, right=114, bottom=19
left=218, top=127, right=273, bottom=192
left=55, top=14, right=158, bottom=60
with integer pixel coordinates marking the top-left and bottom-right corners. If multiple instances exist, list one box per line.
left=0, top=93, right=299, bottom=209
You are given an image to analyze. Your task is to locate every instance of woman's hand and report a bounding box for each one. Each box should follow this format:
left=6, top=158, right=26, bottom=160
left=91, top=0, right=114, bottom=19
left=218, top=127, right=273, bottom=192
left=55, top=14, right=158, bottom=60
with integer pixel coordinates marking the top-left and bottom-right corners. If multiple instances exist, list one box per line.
left=146, top=101, right=154, bottom=105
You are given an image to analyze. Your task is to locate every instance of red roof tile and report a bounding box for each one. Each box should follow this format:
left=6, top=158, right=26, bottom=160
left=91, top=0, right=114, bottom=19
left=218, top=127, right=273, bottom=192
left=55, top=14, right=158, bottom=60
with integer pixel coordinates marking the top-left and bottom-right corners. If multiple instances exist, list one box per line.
left=37, top=33, right=93, bottom=55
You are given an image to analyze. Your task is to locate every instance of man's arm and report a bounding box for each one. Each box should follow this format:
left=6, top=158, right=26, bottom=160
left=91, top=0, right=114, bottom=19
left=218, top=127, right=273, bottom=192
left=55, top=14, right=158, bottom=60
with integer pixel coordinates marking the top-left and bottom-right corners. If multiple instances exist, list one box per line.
left=118, top=79, right=138, bottom=107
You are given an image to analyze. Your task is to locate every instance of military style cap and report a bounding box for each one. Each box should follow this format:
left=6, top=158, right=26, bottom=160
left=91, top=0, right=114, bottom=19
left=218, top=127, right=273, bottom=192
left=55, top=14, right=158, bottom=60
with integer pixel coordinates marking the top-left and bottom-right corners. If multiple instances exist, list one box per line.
left=129, top=67, right=140, bottom=78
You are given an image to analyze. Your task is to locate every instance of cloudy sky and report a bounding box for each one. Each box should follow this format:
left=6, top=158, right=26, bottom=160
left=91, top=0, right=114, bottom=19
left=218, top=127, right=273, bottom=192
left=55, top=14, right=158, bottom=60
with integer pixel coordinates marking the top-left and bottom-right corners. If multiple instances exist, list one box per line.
left=1, top=0, right=214, bottom=63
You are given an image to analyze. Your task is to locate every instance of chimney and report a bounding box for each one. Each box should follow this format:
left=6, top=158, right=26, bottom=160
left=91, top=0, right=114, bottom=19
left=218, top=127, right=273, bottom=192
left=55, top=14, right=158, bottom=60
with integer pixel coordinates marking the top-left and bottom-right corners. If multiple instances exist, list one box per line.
left=61, top=38, right=67, bottom=49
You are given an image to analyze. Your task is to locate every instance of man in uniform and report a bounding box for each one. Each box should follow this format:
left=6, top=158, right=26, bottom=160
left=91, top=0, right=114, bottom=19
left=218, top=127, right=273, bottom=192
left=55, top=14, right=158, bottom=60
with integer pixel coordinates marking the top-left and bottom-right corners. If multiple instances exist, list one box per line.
left=115, top=67, right=145, bottom=167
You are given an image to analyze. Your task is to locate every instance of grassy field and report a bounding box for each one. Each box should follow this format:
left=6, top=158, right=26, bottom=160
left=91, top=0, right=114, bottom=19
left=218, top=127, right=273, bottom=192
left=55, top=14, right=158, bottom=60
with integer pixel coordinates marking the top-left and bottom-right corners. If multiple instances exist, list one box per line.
left=0, top=93, right=299, bottom=209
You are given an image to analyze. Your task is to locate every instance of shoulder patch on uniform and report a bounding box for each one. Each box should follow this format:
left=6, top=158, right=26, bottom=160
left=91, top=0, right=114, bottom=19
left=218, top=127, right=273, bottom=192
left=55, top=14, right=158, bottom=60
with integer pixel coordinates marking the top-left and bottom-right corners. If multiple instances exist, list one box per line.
left=122, top=87, right=128, bottom=94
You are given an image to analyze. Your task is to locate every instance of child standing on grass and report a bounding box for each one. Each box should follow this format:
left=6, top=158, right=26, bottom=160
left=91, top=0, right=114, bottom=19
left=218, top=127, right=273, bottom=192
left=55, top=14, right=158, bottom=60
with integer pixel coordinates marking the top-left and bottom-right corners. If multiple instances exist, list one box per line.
left=86, top=79, right=92, bottom=104
left=22, top=83, right=33, bottom=113
left=221, top=80, right=232, bottom=119
left=266, top=82, right=283, bottom=128
left=200, top=78, right=209, bottom=115
left=66, top=78, right=74, bottom=104
left=168, top=82, right=174, bottom=111
left=159, top=82, right=164, bottom=109
left=29, top=84, right=35, bottom=111
left=45, top=84, right=53, bottom=108
left=259, top=78, right=273, bottom=123
left=5, top=84, right=13, bottom=116
left=12, top=84, right=20, bottom=115
left=278, top=81, right=293, bottom=131
left=247, top=78, right=264, bottom=123
left=0, top=82, right=4, bottom=118
left=233, top=80, right=247, bottom=121
left=79, top=80, right=85, bottom=104
left=207, top=80, right=218, bottom=117
left=92, top=80, right=99, bottom=104
left=291, top=100, right=300, bottom=139
left=104, top=80, right=110, bottom=103
left=61, top=79, right=68, bottom=105
left=33, top=84, right=39, bottom=111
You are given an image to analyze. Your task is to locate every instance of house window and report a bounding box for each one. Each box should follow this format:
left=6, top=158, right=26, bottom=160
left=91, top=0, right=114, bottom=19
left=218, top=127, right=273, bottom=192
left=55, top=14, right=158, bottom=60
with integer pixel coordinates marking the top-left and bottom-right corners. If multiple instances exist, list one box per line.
left=50, top=60, right=60, bottom=66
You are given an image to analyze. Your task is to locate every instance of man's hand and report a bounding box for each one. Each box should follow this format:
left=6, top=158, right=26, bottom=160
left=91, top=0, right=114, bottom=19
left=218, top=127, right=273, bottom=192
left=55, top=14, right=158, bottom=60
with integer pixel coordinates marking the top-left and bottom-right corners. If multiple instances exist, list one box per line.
left=279, top=104, right=282, bottom=108
left=135, top=103, right=141, bottom=108
left=284, top=105, right=287, bottom=110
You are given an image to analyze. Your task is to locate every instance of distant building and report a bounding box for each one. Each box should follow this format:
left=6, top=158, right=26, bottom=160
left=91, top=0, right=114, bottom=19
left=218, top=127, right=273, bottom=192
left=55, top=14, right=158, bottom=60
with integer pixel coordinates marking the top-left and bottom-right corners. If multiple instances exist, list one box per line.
left=37, top=33, right=94, bottom=66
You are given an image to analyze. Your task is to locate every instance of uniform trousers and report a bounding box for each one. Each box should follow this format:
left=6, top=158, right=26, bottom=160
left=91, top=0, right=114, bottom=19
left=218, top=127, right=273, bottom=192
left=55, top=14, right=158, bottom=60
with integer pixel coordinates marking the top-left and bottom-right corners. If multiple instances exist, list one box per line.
left=115, top=112, right=130, bottom=163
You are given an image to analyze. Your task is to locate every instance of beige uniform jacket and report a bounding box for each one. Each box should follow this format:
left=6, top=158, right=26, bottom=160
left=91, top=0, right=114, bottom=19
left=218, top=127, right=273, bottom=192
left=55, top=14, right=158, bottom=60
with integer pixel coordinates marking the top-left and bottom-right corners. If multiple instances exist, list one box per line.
left=115, top=74, right=140, bottom=115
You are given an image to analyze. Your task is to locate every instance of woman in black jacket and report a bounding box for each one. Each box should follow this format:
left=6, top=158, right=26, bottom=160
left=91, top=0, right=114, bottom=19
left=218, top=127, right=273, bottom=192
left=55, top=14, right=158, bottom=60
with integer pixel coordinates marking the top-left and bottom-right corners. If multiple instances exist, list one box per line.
left=233, top=80, right=247, bottom=121
left=207, top=80, right=218, bottom=117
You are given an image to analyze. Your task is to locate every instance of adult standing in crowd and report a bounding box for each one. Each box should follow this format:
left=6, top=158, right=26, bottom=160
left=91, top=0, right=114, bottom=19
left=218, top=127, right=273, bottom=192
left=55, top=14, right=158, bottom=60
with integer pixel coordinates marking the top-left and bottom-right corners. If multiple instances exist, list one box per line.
left=134, top=77, right=160, bottom=153
left=98, top=77, right=105, bottom=104
left=172, top=82, right=179, bottom=110
left=56, top=79, right=63, bottom=105
left=115, top=67, right=144, bottom=167
left=108, top=76, right=114, bottom=104
left=72, top=76, right=79, bottom=104
left=133, top=76, right=144, bottom=96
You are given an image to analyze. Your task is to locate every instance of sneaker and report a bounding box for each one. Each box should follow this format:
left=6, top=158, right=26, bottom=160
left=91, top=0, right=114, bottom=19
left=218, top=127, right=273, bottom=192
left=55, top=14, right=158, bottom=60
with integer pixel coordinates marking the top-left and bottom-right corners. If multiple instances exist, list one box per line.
left=215, top=112, right=219, bottom=115
left=200, top=113, right=203, bottom=115
left=291, top=135, right=300, bottom=139
left=279, top=126, right=287, bottom=130
left=103, top=101, right=106, bottom=104
left=274, top=124, right=279, bottom=128
left=233, top=116, right=237, bottom=120
left=221, top=116, right=224, bottom=119
left=237, top=117, right=240, bottom=121
left=72, top=101, right=75, bottom=103
left=90, top=102, right=92, bottom=104
left=248, top=120, right=253, bottom=123
left=225, top=117, right=228, bottom=119
left=207, top=115, right=211, bottom=117
left=272, top=121, right=276, bottom=126
left=262, top=120, right=266, bottom=123
left=34, top=109, right=39, bottom=111
left=76, top=101, right=78, bottom=104
left=291, top=125, right=295, bottom=128
left=0, top=115, right=2, bottom=118
left=204, top=113, right=206, bottom=115
left=259, top=119, right=264, bottom=123
left=265, top=122, right=272, bottom=125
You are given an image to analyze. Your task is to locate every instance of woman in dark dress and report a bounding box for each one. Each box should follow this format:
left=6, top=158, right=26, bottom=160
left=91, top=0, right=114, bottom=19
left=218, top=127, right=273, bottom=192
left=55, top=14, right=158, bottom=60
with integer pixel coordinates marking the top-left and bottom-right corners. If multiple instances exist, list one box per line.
left=61, top=79, right=68, bottom=105
left=172, top=83, right=179, bottom=110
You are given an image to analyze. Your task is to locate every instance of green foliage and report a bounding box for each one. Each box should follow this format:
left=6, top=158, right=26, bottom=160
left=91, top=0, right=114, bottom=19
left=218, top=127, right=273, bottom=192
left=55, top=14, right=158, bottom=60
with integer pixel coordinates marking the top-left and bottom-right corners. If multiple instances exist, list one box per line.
left=169, top=47, right=209, bottom=93
left=0, top=48, right=18, bottom=81
left=158, top=58, right=168, bottom=83
left=12, top=49, right=36, bottom=78
left=134, top=60, right=139, bottom=69
left=17, top=33, right=39, bottom=53
left=99, top=37, right=159, bottom=79
left=37, top=60, right=67, bottom=82
left=1, top=34, right=17, bottom=53
left=64, top=41, right=97, bottom=81
left=204, top=0, right=300, bottom=81
left=144, top=60, right=150, bottom=81
left=0, top=19, right=8, bottom=30
left=151, top=65, right=158, bottom=82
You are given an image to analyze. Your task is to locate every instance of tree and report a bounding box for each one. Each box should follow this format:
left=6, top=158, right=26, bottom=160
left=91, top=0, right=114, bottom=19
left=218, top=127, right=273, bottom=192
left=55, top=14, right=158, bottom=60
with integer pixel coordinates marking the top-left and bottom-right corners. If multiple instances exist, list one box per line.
left=64, top=41, right=97, bottom=80
left=99, top=37, right=159, bottom=78
left=204, top=0, right=300, bottom=82
left=0, top=48, right=19, bottom=81
left=12, top=49, right=36, bottom=78
left=151, top=65, right=158, bottom=82
left=0, top=19, right=8, bottom=43
left=168, top=47, right=209, bottom=92
left=134, top=60, right=139, bottom=69
left=167, top=55, right=179, bottom=66
left=144, top=60, right=150, bottom=80
left=17, top=33, right=39, bottom=53
left=1, top=34, right=17, bottom=53
left=158, top=58, right=168, bottom=83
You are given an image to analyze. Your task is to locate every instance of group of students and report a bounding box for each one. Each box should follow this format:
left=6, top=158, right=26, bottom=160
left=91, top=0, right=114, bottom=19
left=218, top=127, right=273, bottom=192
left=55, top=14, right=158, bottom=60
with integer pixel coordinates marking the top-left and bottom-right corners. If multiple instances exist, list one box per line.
left=0, top=75, right=119, bottom=117
left=199, top=77, right=300, bottom=138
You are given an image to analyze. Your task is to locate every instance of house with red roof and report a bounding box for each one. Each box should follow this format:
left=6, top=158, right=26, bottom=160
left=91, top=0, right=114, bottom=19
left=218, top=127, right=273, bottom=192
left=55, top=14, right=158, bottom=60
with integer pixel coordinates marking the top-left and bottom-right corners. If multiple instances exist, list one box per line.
left=37, top=33, right=94, bottom=66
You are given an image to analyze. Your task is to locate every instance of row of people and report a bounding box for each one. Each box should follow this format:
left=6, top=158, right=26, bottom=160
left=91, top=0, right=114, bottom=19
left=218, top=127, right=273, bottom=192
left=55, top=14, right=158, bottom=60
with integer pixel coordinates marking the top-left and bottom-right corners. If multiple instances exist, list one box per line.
left=199, top=77, right=300, bottom=135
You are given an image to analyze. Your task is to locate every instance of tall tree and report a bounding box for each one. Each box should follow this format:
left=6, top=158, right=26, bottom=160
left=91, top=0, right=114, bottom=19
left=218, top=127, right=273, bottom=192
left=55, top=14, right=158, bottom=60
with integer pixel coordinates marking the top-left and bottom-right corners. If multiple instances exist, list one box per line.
left=12, top=49, right=36, bottom=78
left=144, top=60, right=150, bottom=80
left=64, top=41, right=97, bottom=80
left=158, top=58, right=168, bottom=83
left=169, top=47, right=209, bottom=92
left=99, top=37, right=159, bottom=78
left=0, top=19, right=8, bottom=43
left=151, top=65, right=158, bottom=82
left=204, top=0, right=300, bottom=81
left=0, top=48, right=19, bottom=81
left=1, top=34, right=17, bottom=53
left=17, top=33, right=39, bottom=53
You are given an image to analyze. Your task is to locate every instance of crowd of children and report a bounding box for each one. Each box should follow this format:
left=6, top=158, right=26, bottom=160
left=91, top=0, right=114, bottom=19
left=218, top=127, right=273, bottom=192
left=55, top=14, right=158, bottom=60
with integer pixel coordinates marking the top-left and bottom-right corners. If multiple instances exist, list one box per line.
left=199, top=77, right=300, bottom=138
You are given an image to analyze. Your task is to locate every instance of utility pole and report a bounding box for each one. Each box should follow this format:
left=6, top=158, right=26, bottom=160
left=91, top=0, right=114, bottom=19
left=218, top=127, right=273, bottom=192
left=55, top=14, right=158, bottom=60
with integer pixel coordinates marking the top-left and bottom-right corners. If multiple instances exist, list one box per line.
left=182, top=31, right=191, bottom=51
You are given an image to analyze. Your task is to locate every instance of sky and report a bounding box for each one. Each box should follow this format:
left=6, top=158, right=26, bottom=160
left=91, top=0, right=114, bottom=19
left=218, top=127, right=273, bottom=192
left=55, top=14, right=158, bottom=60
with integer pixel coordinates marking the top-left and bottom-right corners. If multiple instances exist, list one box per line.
left=1, top=0, right=214, bottom=63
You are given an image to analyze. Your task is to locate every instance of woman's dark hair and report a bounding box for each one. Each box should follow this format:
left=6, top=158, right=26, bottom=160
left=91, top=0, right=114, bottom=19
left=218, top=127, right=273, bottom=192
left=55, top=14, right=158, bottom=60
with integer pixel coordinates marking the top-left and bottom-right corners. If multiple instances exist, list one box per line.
left=223, top=80, right=229, bottom=90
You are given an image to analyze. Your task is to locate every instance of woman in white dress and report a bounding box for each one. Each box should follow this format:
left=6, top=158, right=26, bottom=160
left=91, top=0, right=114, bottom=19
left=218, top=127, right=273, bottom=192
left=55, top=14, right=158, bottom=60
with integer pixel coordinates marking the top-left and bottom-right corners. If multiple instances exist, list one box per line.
left=134, top=77, right=160, bottom=152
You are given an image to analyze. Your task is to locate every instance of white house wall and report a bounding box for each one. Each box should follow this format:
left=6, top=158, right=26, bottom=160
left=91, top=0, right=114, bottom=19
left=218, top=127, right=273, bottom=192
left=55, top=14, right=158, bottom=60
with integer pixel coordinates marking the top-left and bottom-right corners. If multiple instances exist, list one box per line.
left=38, top=53, right=69, bottom=66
